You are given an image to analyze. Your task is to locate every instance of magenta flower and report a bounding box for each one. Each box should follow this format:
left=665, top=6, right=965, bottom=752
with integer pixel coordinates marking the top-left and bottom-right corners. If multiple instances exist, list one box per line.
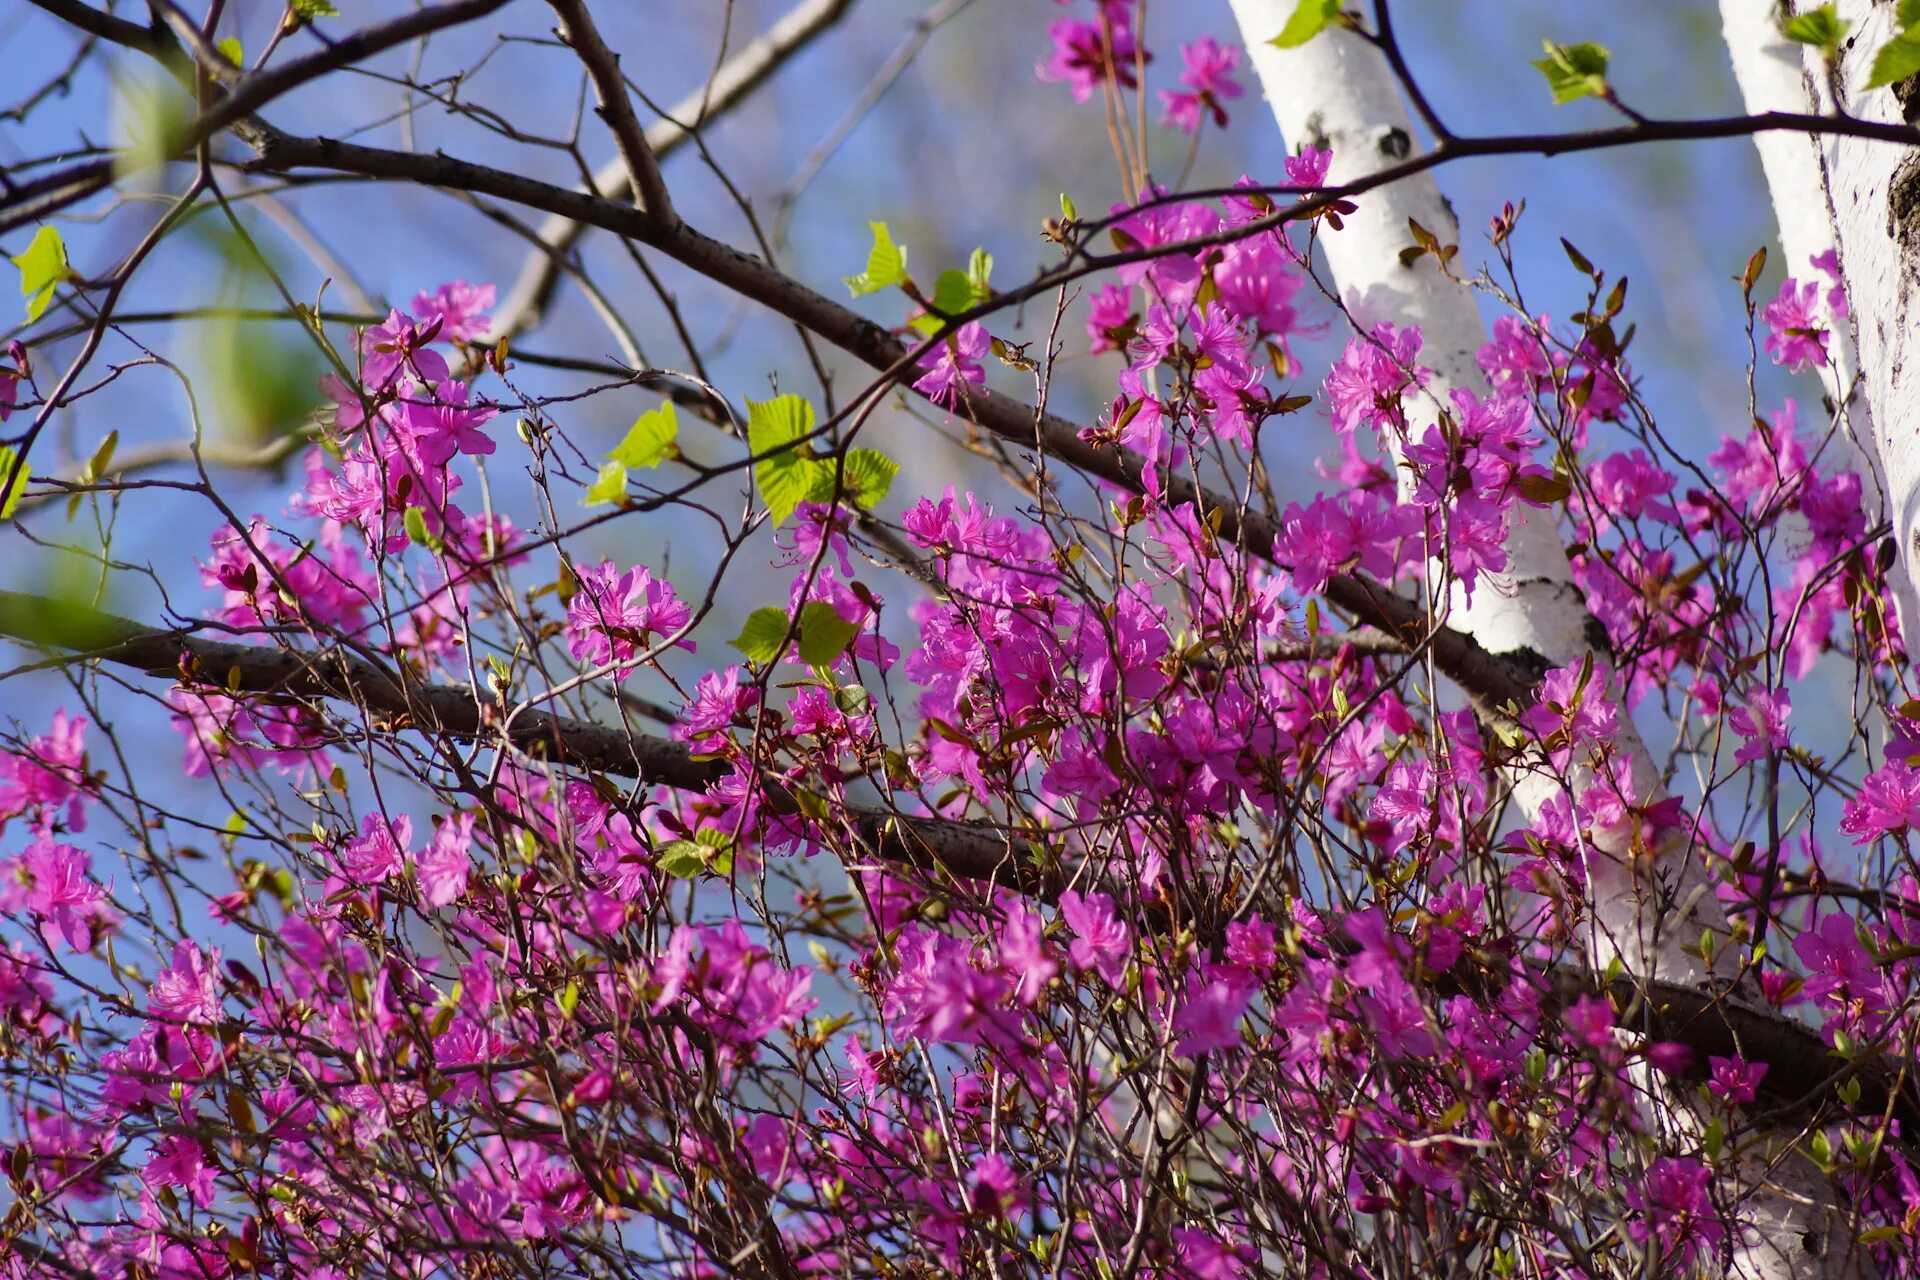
left=410, top=279, right=496, bottom=343
left=1623, top=1157, right=1724, bottom=1266
left=0, top=707, right=92, bottom=831
left=12, top=837, right=110, bottom=951
left=1174, top=979, right=1252, bottom=1055
left=1706, top=1053, right=1768, bottom=1105
left=1727, top=685, right=1791, bottom=764
left=1761, top=277, right=1830, bottom=372
left=912, top=322, right=988, bottom=408
left=1285, top=143, right=1334, bottom=189
left=1038, top=16, right=1143, bottom=103
left=1159, top=37, right=1243, bottom=133
left=356, top=307, right=451, bottom=392
left=417, top=811, right=473, bottom=907
left=149, top=939, right=222, bottom=1025
left=1842, top=761, right=1920, bottom=843
left=1059, top=889, right=1130, bottom=982
left=566, top=559, right=695, bottom=680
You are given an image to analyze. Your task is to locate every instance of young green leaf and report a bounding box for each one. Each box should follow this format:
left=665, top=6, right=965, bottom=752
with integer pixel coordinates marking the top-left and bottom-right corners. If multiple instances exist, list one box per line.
left=0, top=445, right=27, bottom=521
left=216, top=36, right=245, bottom=66
left=12, top=225, right=72, bottom=322
left=1532, top=40, right=1610, bottom=104
left=403, top=506, right=437, bottom=550
left=730, top=606, right=792, bottom=664
left=656, top=840, right=706, bottom=879
left=290, top=0, right=338, bottom=17
left=844, top=221, right=909, bottom=298
left=607, top=400, right=679, bottom=470
left=807, top=447, right=900, bottom=509
left=581, top=460, right=629, bottom=507
left=1269, top=0, right=1342, bottom=49
left=747, top=395, right=825, bottom=525
left=796, top=600, right=861, bottom=667
left=1779, top=4, right=1848, bottom=51
left=1868, top=31, right=1920, bottom=87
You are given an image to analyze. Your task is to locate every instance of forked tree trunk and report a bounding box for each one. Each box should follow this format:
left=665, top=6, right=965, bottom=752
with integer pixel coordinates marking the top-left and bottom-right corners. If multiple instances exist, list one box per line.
left=1225, top=4, right=1873, bottom=1275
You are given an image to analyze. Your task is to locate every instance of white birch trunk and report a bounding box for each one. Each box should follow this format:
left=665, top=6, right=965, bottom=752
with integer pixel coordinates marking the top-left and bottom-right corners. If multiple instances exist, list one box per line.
left=1226, top=5, right=1870, bottom=1274
left=1802, top=0, right=1920, bottom=654
left=1717, top=0, right=1882, bottom=513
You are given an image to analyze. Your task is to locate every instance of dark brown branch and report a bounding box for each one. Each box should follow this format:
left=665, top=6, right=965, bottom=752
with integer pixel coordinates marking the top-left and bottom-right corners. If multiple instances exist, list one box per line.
left=547, top=0, right=675, bottom=228
left=0, top=589, right=1039, bottom=893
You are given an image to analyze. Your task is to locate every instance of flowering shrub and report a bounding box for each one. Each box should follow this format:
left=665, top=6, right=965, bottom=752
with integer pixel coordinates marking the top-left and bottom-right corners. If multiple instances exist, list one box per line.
left=6, top=2, right=1920, bottom=1278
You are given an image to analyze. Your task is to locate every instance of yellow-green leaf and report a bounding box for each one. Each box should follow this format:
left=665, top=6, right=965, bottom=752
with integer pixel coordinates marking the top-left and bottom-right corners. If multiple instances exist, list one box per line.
left=1269, top=0, right=1342, bottom=48
left=607, top=400, right=679, bottom=471
left=582, top=460, right=629, bottom=507
left=0, top=445, right=28, bottom=521
left=12, top=225, right=71, bottom=321
left=844, top=221, right=908, bottom=298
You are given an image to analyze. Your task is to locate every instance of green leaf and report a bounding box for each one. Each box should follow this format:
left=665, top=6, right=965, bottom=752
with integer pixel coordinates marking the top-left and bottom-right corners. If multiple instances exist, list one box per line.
left=403, top=506, right=437, bottom=550
left=967, top=246, right=994, bottom=296
left=730, top=606, right=792, bottom=664
left=845, top=221, right=909, bottom=298
left=581, top=460, right=629, bottom=507
left=1902, top=0, right=1920, bottom=30
left=656, top=839, right=705, bottom=879
left=1268, top=0, right=1341, bottom=48
left=807, top=447, right=900, bottom=509
left=216, top=36, right=244, bottom=66
left=12, top=225, right=71, bottom=322
left=0, top=446, right=27, bottom=522
left=747, top=394, right=824, bottom=525
left=1780, top=4, right=1849, bottom=50
left=1531, top=40, right=1610, bottom=104
left=796, top=600, right=860, bottom=667
left=290, top=0, right=338, bottom=16
left=608, top=400, right=679, bottom=470
left=841, top=447, right=899, bottom=509
left=1868, top=31, right=1920, bottom=87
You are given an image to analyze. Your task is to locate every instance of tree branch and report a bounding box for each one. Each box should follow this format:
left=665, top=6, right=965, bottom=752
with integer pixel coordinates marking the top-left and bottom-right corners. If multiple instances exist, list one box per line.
left=547, top=0, right=675, bottom=229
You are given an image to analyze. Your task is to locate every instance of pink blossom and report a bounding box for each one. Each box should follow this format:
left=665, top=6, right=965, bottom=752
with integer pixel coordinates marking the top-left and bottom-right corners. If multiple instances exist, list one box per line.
left=1727, top=685, right=1791, bottom=763
left=1623, top=1157, right=1724, bottom=1266
left=410, top=279, right=496, bottom=343
left=1037, top=16, right=1142, bottom=103
left=339, top=812, right=412, bottom=883
left=1159, top=37, right=1242, bottom=133
left=149, top=939, right=222, bottom=1025
left=8, top=837, right=111, bottom=950
left=1707, top=1054, right=1768, bottom=1105
left=1059, top=889, right=1130, bottom=982
left=566, top=560, right=695, bottom=679
left=0, top=707, right=91, bottom=831
left=1174, top=979, right=1252, bottom=1055
left=1762, top=276, right=1830, bottom=371
left=1841, top=761, right=1920, bottom=843
left=417, top=812, right=473, bottom=907
left=912, top=322, right=988, bottom=408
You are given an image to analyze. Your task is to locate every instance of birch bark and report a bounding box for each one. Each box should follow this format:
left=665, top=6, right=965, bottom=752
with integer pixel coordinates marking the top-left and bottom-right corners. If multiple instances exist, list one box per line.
left=1225, top=5, right=1871, bottom=1274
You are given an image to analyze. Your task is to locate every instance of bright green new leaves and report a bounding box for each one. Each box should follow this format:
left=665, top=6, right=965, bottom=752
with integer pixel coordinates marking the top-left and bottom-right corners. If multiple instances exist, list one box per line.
left=1532, top=41, right=1610, bottom=104
left=912, top=248, right=995, bottom=337
left=748, top=395, right=898, bottom=522
left=1268, top=0, right=1342, bottom=48
left=1780, top=4, right=1849, bottom=53
left=610, top=401, right=680, bottom=471
left=657, top=829, right=735, bottom=879
left=816, top=448, right=899, bottom=510
left=748, top=394, right=820, bottom=526
left=729, top=602, right=861, bottom=667
left=1868, top=1, right=1920, bottom=88
left=0, top=446, right=28, bottom=522
left=581, top=462, right=629, bottom=508
left=845, top=222, right=908, bottom=298
left=12, top=226, right=72, bottom=322
left=290, top=0, right=338, bottom=18
left=730, top=607, right=791, bottom=663
left=583, top=401, right=681, bottom=508
left=795, top=601, right=860, bottom=666
left=216, top=36, right=244, bottom=66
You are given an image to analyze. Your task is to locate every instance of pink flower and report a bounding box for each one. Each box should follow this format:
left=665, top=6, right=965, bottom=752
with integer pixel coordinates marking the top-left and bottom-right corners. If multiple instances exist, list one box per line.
left=355, top=307, right=451, bottom=392
left=1762, top=277, right=1830, bottom=371
left=1059, top=889, right=1130, bottom=982
left=1707, top=1054, right=1768, bottom=1105
left=565, top=560, right=695, bottom=680
left=149, top=939, right=222, bottom=1025
left=1727, top=686, right=1791, bottom=764
left=1623, top=1157, right=1723, bottom=1266
left=1038, top=16, right=1143, bottom=104
left=1159, top=37, right=1242, bottom=133
left=1285, top=143, right=1333, bottom=189
left=1085, top=284, right=1134, bottom=353
left=9, top=837, right=111, bottom=951
left=410, top=279, right=495, bottom=343
left=912, top=322, right=988, bottom=408
left=0, top=708, right=92, bottom=831
left=142, top=1136, right=218, bottom=1208
left=339, top=812, right=412, bottom=883
left=417, top=812, right=473, bottom=907
left=1174, top=979, right=1252, bottom=1055
left=1841, top=761, right=1920, bottom=842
